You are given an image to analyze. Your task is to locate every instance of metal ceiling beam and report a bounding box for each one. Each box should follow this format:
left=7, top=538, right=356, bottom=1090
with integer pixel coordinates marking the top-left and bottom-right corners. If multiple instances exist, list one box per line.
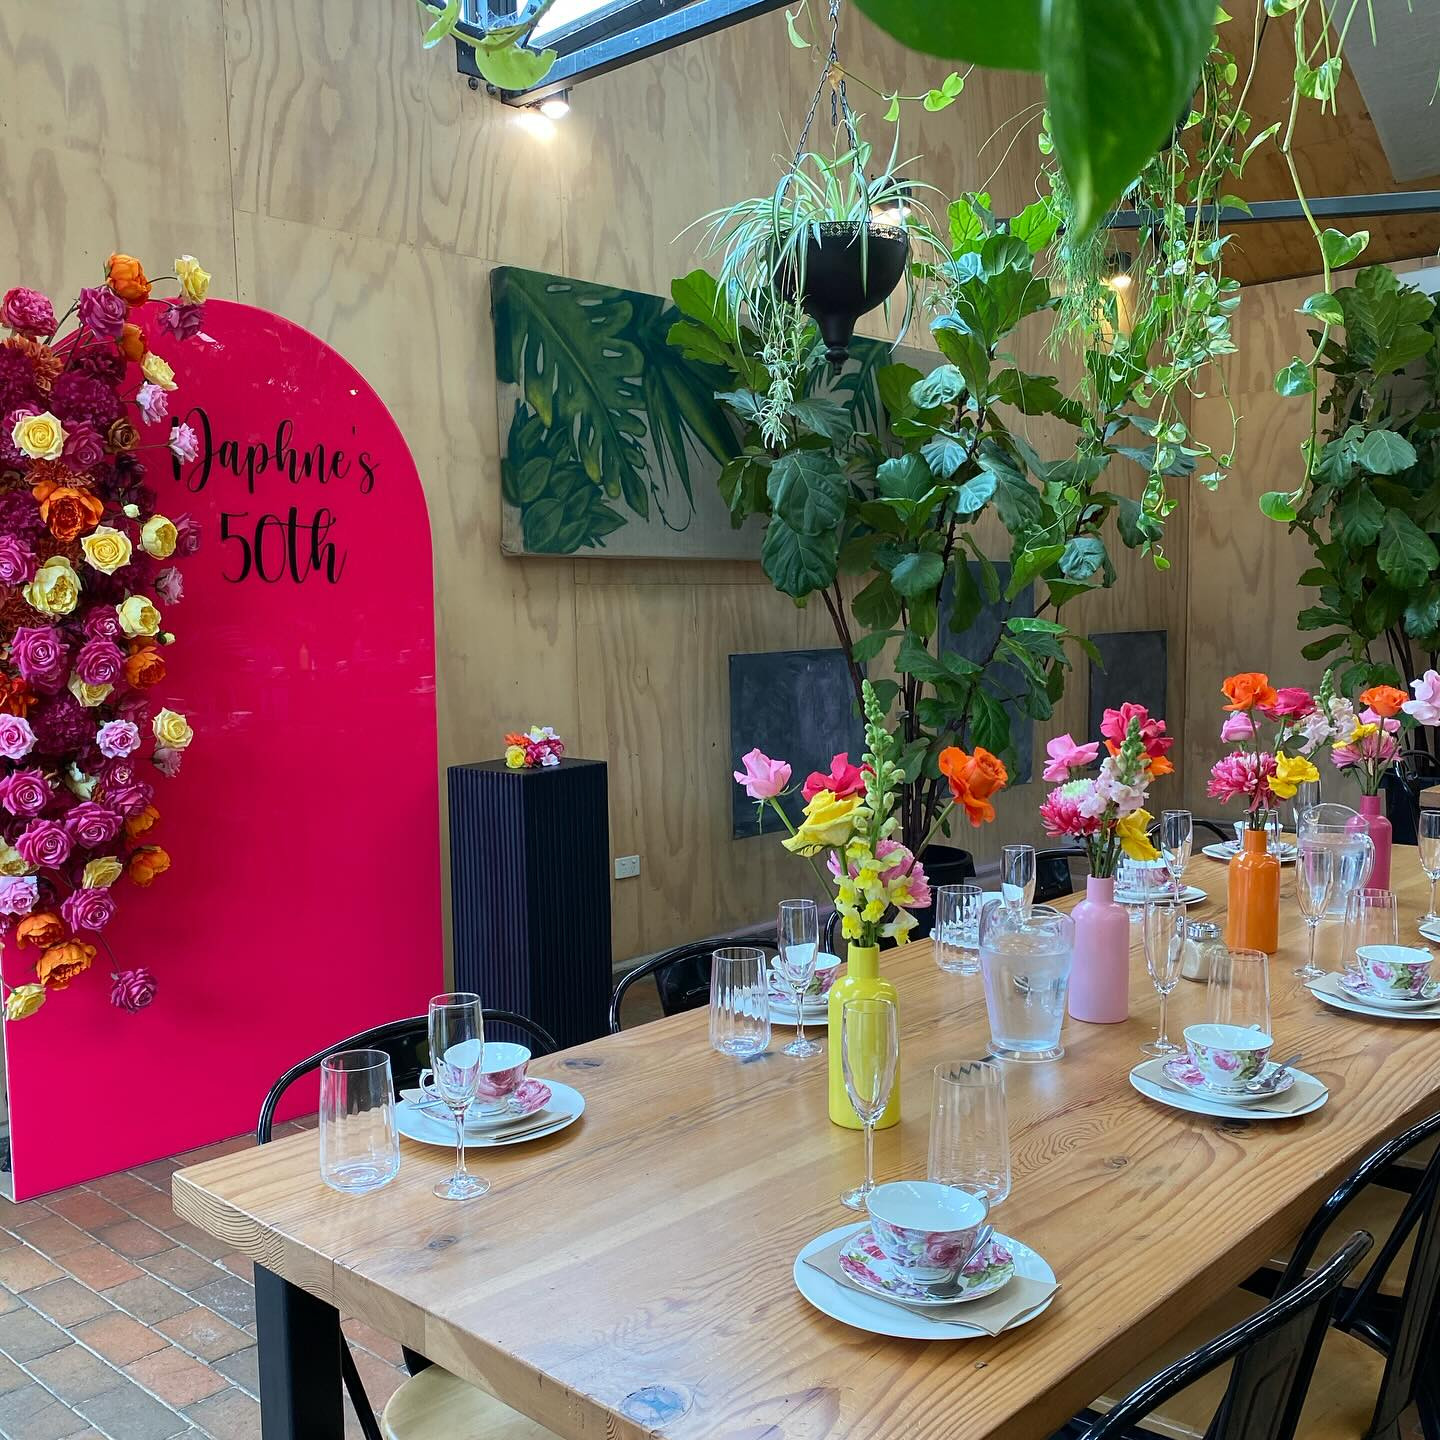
left=1106, top=190, right=1440, bottom=227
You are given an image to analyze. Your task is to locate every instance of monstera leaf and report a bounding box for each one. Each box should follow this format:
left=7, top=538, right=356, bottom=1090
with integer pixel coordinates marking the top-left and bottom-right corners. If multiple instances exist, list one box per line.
left=501, top=404, right=627, bottom=555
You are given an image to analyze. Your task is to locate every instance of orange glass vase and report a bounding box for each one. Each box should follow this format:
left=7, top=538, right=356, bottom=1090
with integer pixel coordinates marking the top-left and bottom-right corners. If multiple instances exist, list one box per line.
left=1226, top=826, right=1280, bottom=953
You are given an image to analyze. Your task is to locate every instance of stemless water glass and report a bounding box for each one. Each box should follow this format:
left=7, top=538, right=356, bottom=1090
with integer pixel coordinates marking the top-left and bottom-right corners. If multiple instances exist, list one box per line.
left=775, top=899, right=821, bottom=1059
left=428, top=993, right=488, bottom=1202
left=1160, top=810, right=1194, bottom=900
left=840, top=997, right=899, bottom=1211
left=319, top=1050, right=400, bottom=1194
left=1141, top=899, right=1186, bottom=1056
left=1342, top=888, right=1400, bottom=967
left=1207, top=947, right=1272, bottom=1035
left=1420, top=810, right=1440, bottom=923
left=1293, top=840, right=1338, bottom=981
left=1001, top=844, right=1037, bottom=914
left=934, top=883, right=983, bottom=975
left=709, top=947, right=771, bottom=1058
left=979, top=901, right=1074, bottom=1062
left=928, top=1060, right=1011, bottom=1209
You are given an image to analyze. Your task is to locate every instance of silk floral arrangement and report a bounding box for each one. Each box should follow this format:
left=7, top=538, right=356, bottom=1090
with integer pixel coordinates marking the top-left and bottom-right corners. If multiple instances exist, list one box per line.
left=0, top=252, right=209, bottom=1020
left=1206, top=672, right=1322, bottom=823
left=504, top=725, right=564, bottom=769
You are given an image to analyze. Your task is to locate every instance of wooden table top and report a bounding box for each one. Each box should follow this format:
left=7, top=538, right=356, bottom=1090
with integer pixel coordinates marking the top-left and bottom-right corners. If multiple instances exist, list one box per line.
left=173, top=855, right=1440, bottom=1440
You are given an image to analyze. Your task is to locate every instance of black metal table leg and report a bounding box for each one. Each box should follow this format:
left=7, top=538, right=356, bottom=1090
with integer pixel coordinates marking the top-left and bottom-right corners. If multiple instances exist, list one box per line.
left=255, top=1263, right=344, bottom=1440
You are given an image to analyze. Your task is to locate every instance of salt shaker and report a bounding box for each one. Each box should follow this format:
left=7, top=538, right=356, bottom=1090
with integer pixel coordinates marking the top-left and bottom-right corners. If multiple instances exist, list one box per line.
left=1181, top=920, right=1225, bottom=983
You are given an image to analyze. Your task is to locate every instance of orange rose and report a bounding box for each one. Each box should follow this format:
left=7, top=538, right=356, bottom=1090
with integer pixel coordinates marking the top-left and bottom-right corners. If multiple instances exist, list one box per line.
left=118, top=323, right=148, bottom=364
left=1359, top=685, right=1408, bottom=719
left=106, top=254, right=151, bottom=306
left=124, top=646, right=166, bottom=688
left=1148, top=753, right=1175, bottom=777
left=128, top=845, right=170, bottom=887
left=1222, top=672, right=1279, bottom=713
left=16, top=912, right=65, bottom=950
left=938, top=745, right=1009, bottom=827
left=36, top=940, right=96, bottom=989
left=125, top=804, right=159, bottom=838
left=106, top=418, right=139, bottom=453
left=39, top=485, right=104, bottom=542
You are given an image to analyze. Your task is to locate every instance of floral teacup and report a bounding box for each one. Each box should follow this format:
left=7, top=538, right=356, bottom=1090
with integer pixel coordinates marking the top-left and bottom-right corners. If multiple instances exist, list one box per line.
left=1356, top=945, right=1433, bottom=997
left=420, top=1041, right=530, bottom=1115
left=864, top=1180, right=987, bottom=1286
left=1182, top=1023, right=1272, bottom=1093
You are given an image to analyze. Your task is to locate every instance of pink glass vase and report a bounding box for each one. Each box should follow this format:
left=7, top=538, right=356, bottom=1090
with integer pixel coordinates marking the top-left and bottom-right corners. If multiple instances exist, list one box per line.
left=1350, top=793, right=1392, bottom=889
left=1067, top=875, right=1130, bottom=1023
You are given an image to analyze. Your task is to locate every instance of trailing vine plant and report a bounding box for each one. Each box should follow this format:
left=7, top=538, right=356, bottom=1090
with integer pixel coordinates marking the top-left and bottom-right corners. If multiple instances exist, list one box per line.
left=414, top=0, right=559, bottom=89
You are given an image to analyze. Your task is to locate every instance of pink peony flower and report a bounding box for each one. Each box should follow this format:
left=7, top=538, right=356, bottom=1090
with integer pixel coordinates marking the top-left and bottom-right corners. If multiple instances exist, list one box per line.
left=801, top=752, right=868, bottom=801
left=1040, top=779, right=1103, bottom=839
left=62, top=422, right=106, bottom=472
left=136, top=382, right=168, bottom=425
left=1, top=287, right=56, bottom=337
left=0, top=535, right=36, bottom=586
left=1403, top=670, right=1440, bottom=728
left=1261, top=686, right=1316, bottom=720
left=15, top=818, right=71, bottom=869
left=168, top=422, right=199, bottom=463
left=76, top=285, right=126, bottom=341
left=95, top=719, right=140, bottom=759
left=10, top=625, right=69, bottom=693
left=733, top=748, right=791, bottom=801
left=61, top=886, right=116, bottom=933
left=64, top=801, right=123, bottom=848
left=111, top=966, right=157, bottom=1012
left=1042, top=732, right=1100, bottom=782
left=1220, top=711, right=1255, bottom=742
left=0, top=768, right=51, bottom=817
left=0, top=876, right=38, bottom=917
left=0, top=713, right=36, bottom=761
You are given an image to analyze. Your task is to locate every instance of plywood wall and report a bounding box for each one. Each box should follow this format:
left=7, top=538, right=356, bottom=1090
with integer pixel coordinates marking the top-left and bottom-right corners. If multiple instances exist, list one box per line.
left=0, top=0, right=1193, bottom=963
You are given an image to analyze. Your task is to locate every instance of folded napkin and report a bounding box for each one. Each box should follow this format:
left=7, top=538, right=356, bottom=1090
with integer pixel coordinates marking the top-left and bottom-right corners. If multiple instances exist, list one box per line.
left=803, top=1232, right=1058, bottom=1335
left=1138, top=1058, right=1326, bottom=1116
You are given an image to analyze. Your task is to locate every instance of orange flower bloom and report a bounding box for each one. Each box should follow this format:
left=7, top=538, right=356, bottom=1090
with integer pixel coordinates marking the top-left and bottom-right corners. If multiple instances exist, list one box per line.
left=38, top=485, right=104, bottom=542
left=0, top=676, right=35, bottom=716
left=1222, top=672, right=1279, bottom=713
left=1148, top=753, right=1175, bottom=777
left=118, top=323, right=148, bottom=364
left=36, top=940, right=96, bottom=989
left=1359, top=685, right=1408, bottom=719
left=124, top=646, right=166, bottom=688
left=938, top=745, right=1009, bottom=827
left=128, top=845, right=170, bottom=887
left=15, top=912, right=64, bottom=950
left=106, top=254, right=151, bottom=306
left=125, top=804, right=159, bottom=838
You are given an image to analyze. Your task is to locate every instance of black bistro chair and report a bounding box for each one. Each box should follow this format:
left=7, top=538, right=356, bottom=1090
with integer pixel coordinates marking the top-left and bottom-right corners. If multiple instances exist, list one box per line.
left=1388, top=746, right=1440, bottom=847
left=609, top=938, right=777, bottom=1032
left=257, top=1009, right=558, bottom=1440
left=1034, top=846, right=1086, bottom=903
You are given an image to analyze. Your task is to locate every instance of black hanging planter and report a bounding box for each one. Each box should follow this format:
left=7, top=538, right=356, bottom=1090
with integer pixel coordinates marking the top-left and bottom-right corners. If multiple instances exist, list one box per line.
left=778, top=220, right=910, bottom=369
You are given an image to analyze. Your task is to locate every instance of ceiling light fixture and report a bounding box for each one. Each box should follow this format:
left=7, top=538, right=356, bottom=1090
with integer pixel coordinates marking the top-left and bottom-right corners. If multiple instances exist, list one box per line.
left=537, top=89, right=571, bottom=120
left=1103, top=250, right=1134, bottom=290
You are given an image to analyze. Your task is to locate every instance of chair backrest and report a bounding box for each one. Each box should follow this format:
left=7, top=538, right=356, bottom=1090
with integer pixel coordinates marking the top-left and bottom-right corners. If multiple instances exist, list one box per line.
left=1034, top=847, right=1084, bottom=904
left=1082, top=1232, right=1372, bottom=1440
left=1386, top=749, right=1440, bottom=846
left=1278, top=1109, right=1440, bottom=1439
left=610, top=939, right=777, bottom=1032
left=257, top=1009, right=558, bottom=1143
left=1146, top=816, right=1234, bottom=846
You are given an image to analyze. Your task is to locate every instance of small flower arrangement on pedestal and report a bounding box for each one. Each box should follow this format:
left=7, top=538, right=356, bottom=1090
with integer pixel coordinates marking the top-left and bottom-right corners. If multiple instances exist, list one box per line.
left=504, top=725, right=564, bottom=769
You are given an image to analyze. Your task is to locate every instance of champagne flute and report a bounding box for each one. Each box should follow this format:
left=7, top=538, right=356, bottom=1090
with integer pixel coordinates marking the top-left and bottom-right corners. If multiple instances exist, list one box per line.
left=1420, top=810, right=1440, bottom=924
left=428, top=993, right=488, bottom=1202
left=840, top=997, right=898, bottom=1211
left=1294, top=841, right=1337, bottom=981
left=1140, top=900, right=1185, bottom=1057
left=1159, top=810, right=1193, bottom=901
left=1001, top=844, right=1036, bottom=914
left=775, top=899, right=821, bottom=1059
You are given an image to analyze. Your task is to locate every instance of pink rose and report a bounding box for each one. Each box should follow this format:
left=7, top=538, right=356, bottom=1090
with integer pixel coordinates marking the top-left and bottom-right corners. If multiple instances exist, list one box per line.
left=10, top=625, right=69, bottom=693
left=95, top=719, right=139, bottom=759
left=0, top=713, right=36, bottom=761
left=64, top=801, right=123, bottom=847
left=111, top=966, right=157, bottom=1012
left=77, top=285, right=126, bottom=341
left=801, top=752, right=868, bottom=802
left=168, top=422, right=200, bottom=463
left=154, top=567, right=183, bottom=605
left=82, top=606, right=122, bottom=642
left=62, top=423, right=106, bottom=472
left=15, top=818, right=71, bottom=869
left=151, top=745, right=183, bottom=778
left=0, top=876, right=38, bottom=917
left=174, top=514, right=201, bottom=557
left=1, top=287, right=56, bottom=337
left=61, top=885, right=116, bottom=933
left=0, top=768, right=51, bottom=817
left=1403, top=670, right=1440, bottom=729
left=1042, top=732, right=1100, bottom=782
left=1219, top=712, right=1255, bottom=742
left=158, top=302, right=204, bottom=341
left=136, top=382, right=168, bottom=425
left=733, top=747, right=791, bottom=802
left=99, top=759, right=138, bottom=790
left=101, top=782, right=151, bottom=818
left=1260, top=686, right=1315, bottom=720
left=74, top=637, right=126, bottom=686
left=0, top=535, right=36, bottom=585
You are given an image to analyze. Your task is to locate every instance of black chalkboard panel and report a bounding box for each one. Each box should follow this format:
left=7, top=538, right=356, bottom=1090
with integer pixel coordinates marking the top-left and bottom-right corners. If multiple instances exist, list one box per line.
left=730, top=649, right=865, bottom=839
left=1088, top=629, right=1168, bottom=739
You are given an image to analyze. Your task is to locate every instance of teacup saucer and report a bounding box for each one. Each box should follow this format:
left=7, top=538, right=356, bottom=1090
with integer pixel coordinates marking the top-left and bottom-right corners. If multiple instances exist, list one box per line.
left=404, top=1079, right=552, bottom=1129
left=1339, top=968, right=1440, bottom=1009
left=838, top=1227, right=1015, bottom=1306
left=1161, top=1057, right=1294, bottom=1105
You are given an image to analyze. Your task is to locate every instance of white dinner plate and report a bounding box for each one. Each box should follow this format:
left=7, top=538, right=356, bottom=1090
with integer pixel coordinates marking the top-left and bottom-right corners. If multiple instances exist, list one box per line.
left=793, top=1222, right=1057, bottom=1340
left=1128, top=1060, right=1328, bottom=1120
left=396, top=1080, right=584, bottom=1148
left=1418, top=919, right=1440, bottom=946
left=1115, top=885, right=1207, bottom=907
left=1201, top=843, right=1295, bottom=865
left=768, top=997, right=828, bottom=1026
left=1308, top=971, right=1440, bottom=1023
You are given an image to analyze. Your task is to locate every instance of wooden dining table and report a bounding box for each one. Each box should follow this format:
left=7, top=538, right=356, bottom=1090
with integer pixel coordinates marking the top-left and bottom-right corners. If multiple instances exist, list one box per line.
left=172, top=853, right=1440, bottom=1440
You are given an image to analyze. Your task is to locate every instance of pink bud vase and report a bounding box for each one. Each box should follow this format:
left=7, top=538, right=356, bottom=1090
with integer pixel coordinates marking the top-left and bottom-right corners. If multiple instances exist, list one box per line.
left=1350, top=793, right=1392, bottom=889
left=1067, top=875, right=1130, bottom=1023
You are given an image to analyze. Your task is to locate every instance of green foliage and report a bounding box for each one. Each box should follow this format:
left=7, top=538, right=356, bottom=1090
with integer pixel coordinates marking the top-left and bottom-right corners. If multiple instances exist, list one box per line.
left=414, top=0, right=558, bottom=89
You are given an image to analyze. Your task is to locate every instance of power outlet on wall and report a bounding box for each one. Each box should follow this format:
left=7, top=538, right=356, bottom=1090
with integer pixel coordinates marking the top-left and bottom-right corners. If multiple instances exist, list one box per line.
left=614, top=854, right=641, bottom=880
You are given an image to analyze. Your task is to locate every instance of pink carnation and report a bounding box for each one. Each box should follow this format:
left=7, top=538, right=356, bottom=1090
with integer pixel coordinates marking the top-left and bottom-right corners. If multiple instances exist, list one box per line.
left=1042, top=733, right=1100, bottom=782
left=1208, top=750, right=1276, bottom=808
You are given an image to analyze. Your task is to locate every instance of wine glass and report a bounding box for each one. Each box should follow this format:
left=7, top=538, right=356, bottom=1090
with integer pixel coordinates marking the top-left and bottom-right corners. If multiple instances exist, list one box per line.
left=775, top=899, right=821, bottom=1059
left=1342, top=889, right=1400, bottom=974
left=428, top=993, right=488, bottom=1202
left=1207, top=948, right=1272, bottom=1036
left=1001, top=844, right=1036, bottom=914
left=1140, top=899, right=1185, bottom=1057
left=928, top=1061, right=1010, bottom=1209
left=1420, top=810, right=1440, bottom=924
left=1159, top=810, right=1193, bottom=901
left=1293, top=841, right=1337, bottom=981
left=840, top=997, right=898, bottom=1211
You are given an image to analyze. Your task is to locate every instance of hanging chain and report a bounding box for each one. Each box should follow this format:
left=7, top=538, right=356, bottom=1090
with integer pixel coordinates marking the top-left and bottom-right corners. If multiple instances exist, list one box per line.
left=791, top=0, right=862, bottom=173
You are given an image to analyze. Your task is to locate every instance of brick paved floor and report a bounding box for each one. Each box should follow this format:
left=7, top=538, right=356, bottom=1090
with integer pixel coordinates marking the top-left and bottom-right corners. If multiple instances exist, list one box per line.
left=0, top=1120, right=406, bottom=1439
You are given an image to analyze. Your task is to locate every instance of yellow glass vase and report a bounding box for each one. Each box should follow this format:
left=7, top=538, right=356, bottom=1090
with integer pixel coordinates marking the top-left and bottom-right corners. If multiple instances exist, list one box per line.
left=827, top=942, right=900, bottom=1130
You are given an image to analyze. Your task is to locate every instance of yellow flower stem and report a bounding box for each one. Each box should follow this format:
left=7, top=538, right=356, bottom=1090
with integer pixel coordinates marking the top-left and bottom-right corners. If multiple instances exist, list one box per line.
left=767, top=797, right=838, bottom=903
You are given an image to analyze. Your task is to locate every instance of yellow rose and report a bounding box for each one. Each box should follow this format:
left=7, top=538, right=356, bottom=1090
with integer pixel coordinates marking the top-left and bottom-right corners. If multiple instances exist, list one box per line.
left=116, top=594, right=161, bottom=637
left=1116, top=808, right=1160, bottom=862
left=140, top=352, right=176, bottom=392
left=781, top=789, right=863, bottom=857
left=68, top=676, right=112, bottom=708
left=140, top=515, right=177, bottom=559
left=504, top=744, right=527, bottom=769
left=174, top=255, right=211, bottom=304
left=0, top=842, right=31, bottom=877
left=81, top=525, right=134, bottom=575
left=23, top=555, right=80, bottom=616
left=82, top=856, right=123, bottom=889
left=4, top=984, right=46, bottom=1021
left=1270, top=751, right=1321, bottom=801
left=152, top=707, right=193, bottom=750
left=11, top=410, right=66, bottom=461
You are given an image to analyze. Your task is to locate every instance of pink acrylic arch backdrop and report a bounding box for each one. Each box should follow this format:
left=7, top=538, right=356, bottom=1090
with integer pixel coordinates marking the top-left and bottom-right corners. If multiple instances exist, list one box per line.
left=3, top=300, right=443, bottom=1199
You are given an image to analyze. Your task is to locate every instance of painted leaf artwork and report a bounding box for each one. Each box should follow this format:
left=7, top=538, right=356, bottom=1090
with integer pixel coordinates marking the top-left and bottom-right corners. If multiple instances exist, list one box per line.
left=491, top=268, right=922, bottom=558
